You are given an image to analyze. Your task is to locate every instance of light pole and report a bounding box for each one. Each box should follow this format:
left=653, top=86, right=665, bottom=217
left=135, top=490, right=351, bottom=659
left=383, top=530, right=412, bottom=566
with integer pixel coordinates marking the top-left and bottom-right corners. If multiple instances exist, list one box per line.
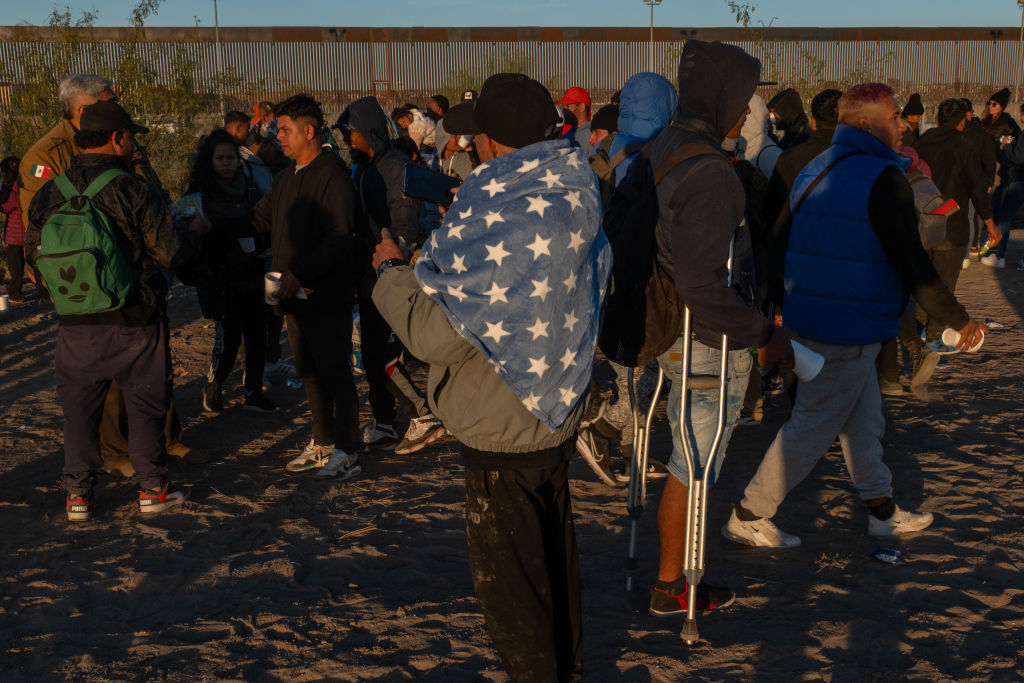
left=1017, top=1, right=1024, bottom=102
left=213, top=0, right=225, bottom=117
left=644, top=0, right=663, bottom=72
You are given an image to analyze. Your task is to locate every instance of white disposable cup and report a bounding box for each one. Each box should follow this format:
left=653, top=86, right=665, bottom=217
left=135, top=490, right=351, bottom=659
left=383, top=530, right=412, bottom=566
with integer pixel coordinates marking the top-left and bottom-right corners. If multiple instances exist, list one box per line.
left=791, top=340, right=825, bottom=381
left=264, top=271, right=282, bottom=305
left=942, top=327, right=984, bottom=353
left=0, top=294, right=8, bottom=311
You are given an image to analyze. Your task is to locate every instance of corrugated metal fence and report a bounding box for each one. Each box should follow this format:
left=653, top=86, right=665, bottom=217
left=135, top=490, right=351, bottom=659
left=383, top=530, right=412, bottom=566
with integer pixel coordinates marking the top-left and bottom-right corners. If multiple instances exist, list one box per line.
left=2, top=26, right=1023, bottom=111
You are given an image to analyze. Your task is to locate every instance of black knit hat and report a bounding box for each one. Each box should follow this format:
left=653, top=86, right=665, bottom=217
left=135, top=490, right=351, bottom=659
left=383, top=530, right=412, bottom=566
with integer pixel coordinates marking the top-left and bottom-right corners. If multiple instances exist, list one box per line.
left=590, top=105, right=619, bottom=133
left=902, top=93, right=924, bottom=117
left=990, top=88, right=1011, bottom=109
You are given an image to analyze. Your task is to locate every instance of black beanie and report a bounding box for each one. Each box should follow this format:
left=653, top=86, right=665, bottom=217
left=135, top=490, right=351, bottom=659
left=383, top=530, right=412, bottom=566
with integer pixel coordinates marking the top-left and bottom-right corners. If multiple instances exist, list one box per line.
left=991, top=88, right=1011, bottom=109
left=902, top=93, right=924, bottom=117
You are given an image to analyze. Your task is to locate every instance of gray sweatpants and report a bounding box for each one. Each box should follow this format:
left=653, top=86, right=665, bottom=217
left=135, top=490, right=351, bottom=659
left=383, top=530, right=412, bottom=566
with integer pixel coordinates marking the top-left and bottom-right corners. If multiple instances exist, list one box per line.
left=740, top=338, right=893, bottom=520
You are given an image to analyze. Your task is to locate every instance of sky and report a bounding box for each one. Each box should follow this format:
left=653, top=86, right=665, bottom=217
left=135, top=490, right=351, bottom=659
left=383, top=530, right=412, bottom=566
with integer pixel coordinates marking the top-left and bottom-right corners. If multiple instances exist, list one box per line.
left=1, top=0, right=1023, bottom=28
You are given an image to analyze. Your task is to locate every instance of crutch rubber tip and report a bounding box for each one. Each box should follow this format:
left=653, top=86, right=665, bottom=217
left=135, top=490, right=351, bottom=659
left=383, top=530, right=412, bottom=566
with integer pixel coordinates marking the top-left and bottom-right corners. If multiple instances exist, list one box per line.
left=681, top=619, right=700, bottom=645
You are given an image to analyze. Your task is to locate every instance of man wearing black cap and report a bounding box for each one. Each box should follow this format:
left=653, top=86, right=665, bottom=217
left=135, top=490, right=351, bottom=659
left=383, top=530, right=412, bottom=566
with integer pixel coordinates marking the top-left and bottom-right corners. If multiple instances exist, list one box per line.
left=26, top=100, right=208, bottom=522
left=372, top=73, right=610, bottom=682
left=901, top=93, right=924, bottom=147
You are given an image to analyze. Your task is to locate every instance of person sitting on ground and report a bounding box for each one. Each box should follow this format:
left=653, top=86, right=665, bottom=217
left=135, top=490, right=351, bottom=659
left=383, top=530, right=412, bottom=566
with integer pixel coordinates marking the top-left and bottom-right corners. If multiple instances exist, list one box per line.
left=186, top=129, right=277, bottom=415
left=391, top=104, right=436, bottom=152
left=724, top=83, right=989, bottom=549
left=26, top=100, right=208, bottom=521
left=372, top=72, right=610, bottom=682
left=426, top=93, right=449, bottom=122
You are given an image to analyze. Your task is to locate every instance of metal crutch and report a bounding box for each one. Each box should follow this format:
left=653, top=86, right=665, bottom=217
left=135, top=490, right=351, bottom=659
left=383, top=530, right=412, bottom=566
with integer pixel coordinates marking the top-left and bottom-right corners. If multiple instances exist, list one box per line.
left=679, top=239, right=734, bottom=645
left=625, top=365, right=665, bottom=591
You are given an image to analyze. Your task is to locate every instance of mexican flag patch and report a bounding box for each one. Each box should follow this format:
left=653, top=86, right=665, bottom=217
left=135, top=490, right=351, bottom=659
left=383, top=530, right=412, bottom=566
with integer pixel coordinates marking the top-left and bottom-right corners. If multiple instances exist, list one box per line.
left=30, top=165, right=52, bottom=179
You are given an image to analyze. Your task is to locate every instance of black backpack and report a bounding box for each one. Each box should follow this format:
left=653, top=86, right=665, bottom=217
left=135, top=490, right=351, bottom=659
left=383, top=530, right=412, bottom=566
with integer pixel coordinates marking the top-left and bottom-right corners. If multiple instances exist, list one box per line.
left=589, top=139, right=644, bottom=206
left=598, top=141, right=726, bottom=367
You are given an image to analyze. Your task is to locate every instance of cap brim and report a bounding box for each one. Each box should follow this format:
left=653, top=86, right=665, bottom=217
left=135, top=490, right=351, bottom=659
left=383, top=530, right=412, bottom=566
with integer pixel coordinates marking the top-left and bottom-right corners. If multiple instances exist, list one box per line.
left=128, top=123, right=150, bottom=135
left=757, top=80, right=778, bottom=86
left=443, top=102, right=482, bottom=136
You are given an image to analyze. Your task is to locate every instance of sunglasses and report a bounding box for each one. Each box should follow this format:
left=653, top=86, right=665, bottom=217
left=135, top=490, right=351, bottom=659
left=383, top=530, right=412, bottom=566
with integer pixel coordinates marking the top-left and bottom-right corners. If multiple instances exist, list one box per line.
left=988, top=101, right=1000, bottom=107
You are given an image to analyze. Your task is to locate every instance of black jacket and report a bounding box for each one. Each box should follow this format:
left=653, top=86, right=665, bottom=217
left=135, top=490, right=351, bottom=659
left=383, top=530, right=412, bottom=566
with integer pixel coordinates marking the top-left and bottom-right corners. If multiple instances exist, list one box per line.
left=913, top=126, right=993, bottom=249
left=253, top=149, right=357, bottom=313
left=26, top=153, right=200, bottom=326
left=900, top=123, right=921, bottom=148
left=339, top=96, right=422, bottom=271
left=963, top=117, right=997, bottom=187
left=763, top=126, right=835, bottom=231
left=982, top=112, right=1024, bottom=184
left=650, top=40, right=772, bottom=350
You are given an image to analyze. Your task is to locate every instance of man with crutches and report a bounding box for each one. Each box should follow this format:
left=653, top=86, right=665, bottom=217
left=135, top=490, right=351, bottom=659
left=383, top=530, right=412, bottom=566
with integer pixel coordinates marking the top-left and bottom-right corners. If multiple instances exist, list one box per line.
left=642, top=40, right=794, bottom=623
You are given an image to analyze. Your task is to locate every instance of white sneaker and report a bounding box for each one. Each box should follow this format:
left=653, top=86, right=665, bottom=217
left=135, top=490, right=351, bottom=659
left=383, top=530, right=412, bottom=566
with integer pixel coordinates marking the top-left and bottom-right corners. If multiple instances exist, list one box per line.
left=867, top=505, right=933, bottom=536
left=265, top=360, right=297, bottom=377
left=314, top=449, right=362, bottom=480
left=980, top=253, right=1005, bottom=268
left=361, top=420, right=399, bottom=451
left=286, top=439, right=330, bottom=472
left=722, top=509, right=801, bottom=548
left=395, top=415, right=446, bottom=455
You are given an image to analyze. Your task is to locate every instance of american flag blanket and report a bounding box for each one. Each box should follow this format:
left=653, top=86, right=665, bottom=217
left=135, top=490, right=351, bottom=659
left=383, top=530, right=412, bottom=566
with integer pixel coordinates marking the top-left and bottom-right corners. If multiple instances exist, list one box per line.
left=414, top=138, right=611, bottom=430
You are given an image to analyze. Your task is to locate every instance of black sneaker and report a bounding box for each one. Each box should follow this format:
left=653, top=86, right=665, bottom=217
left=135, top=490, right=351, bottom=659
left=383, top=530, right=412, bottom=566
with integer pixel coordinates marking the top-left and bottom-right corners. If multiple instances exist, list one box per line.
left=649, top=580, right=735, bottom=617
left=202, top=381, right=223, bottom=413
left=243, top=390, right=279, bottom=413
left=615, top=455, right=669, bottom=483
left=66, top=491, right=95, bottom=522
left=577, top=425, right=622, bottom=487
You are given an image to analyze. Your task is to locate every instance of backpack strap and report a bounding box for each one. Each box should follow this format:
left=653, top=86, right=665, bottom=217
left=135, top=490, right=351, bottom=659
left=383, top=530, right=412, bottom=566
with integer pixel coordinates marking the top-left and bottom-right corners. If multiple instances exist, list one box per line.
left=605, top=141, right=646, bottom=173
left=81, top=169, right=126, bottom=199
left=791, top=151, right=862, bottom=214
left=652, top=142, right=727, bottom=185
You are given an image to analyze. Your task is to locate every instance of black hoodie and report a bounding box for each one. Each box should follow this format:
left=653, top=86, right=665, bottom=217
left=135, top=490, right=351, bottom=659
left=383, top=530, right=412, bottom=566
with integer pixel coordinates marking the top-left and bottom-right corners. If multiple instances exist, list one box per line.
left=337, top=97, right=421, bottom=268
left=649, top=40, right=773, bottom=349
left=768, top=88, right=811, bottom=149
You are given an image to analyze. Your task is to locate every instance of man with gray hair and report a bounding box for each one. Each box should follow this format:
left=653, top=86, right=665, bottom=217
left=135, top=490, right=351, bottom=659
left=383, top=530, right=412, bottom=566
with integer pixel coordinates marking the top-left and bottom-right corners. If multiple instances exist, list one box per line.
left=20, top=73, right=186, bottom=466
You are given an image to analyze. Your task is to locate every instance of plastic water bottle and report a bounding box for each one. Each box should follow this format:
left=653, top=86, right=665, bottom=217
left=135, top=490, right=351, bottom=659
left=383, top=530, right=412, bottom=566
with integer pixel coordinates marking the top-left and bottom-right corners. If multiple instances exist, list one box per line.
left=979, top=236, right=996, bottom=256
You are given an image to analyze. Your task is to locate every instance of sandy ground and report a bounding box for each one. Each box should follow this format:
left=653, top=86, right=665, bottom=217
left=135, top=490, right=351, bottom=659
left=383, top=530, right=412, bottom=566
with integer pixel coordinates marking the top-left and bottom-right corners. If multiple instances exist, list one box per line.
left=1, top=236, right=1022, bottom=682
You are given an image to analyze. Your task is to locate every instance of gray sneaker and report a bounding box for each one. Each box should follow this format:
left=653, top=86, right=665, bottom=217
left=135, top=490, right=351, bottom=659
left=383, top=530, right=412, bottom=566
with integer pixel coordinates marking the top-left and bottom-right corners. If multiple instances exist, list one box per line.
left=314, top=449, right=362, bottom=481
left=395, top=415, right=446, bottom=455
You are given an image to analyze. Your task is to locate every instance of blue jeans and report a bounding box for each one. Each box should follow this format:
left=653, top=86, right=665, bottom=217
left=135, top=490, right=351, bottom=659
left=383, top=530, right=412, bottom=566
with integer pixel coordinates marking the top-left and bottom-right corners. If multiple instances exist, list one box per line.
left=657, top=338, right=752, bottom=486
left=993, top=181, right=1024, bottom=258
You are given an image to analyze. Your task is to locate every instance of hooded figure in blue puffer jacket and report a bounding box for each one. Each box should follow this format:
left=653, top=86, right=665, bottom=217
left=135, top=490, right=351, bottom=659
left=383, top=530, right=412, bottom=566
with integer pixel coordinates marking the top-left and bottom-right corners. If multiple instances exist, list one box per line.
left=607, top=72, right=678, bottom=187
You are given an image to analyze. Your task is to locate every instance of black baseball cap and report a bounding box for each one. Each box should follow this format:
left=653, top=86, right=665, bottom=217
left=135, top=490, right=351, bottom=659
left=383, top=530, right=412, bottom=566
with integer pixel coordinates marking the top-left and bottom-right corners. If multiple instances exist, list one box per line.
left=80, top=100, right=150, bottom=135
left=444, top=74, right=559, bottom=150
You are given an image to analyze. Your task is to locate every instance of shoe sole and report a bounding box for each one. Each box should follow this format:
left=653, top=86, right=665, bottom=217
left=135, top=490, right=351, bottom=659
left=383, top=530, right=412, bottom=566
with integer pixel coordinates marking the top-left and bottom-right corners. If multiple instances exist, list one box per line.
left=139, top=489, right=191, bottom=514
left=243, top=404, right=278, bottom=413
left=721, top=525, right=800, bottom=548
left=394, top=427, right=446, bottom=455
left=648, top=595, right=735, bottom=618
left=286, top=459, right=326, bottom=473
left=315, top=464, right=362, bottom=481
left=577, top=437, right=622, bottom=488
left=910, top=352, right=941, bottom=388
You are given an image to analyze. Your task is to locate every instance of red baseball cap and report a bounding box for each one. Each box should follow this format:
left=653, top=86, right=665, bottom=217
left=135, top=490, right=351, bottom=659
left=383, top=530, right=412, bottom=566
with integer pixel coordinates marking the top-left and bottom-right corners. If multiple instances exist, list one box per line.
left=555, top=86, right=591, bottom=107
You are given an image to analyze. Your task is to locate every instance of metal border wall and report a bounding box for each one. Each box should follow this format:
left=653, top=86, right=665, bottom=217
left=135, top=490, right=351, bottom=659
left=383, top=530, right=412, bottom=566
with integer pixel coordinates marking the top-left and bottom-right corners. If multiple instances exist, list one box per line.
left=2, top=26, right=1022, bottom=110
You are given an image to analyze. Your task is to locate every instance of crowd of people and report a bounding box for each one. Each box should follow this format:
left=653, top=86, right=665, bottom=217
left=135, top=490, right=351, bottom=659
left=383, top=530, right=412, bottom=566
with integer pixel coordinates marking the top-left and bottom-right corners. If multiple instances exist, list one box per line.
left=1, top=37, right=1018, bottom=681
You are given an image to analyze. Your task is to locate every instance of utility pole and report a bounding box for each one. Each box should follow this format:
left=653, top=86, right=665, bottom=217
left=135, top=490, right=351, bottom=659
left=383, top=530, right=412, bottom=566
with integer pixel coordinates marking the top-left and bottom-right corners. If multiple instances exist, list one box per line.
left=1017, top=1, right=1024, bottom=102
left=990, top=29, right=1003, bottom=93
left=214, top=0, right=225, bottom=117
left=644, top=0, right=663, bottom=72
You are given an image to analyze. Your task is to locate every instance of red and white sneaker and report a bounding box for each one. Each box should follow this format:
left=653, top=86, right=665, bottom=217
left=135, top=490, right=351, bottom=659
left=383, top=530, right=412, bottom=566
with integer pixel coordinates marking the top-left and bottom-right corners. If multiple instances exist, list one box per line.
left=66, top=491, right=95, bottom=522
left=138, top=485, right=190, bottom=514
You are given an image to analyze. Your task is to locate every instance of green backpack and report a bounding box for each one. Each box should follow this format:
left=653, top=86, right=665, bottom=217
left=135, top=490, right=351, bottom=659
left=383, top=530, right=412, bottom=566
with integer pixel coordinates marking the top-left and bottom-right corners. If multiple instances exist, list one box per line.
left=36, top=169, right=137, bottom=315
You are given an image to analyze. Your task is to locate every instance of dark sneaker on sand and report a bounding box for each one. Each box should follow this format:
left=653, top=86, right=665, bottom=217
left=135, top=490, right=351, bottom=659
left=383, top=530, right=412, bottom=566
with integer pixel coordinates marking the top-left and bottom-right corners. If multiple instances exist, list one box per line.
left=649, top=581, right=735, bottom=616
left=66, top=491, right=95, bottom=522
left=138, top=485, right=190, bottom=514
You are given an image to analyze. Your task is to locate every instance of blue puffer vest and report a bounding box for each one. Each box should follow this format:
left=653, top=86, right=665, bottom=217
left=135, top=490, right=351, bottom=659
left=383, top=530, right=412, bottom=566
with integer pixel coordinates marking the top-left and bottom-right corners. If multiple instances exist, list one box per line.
left=784, top=124, right=911, bottom=345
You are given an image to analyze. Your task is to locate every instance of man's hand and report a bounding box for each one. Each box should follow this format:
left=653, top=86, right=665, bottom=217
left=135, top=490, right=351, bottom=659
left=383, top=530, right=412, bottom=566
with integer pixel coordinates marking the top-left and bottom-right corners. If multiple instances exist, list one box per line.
left=188, top=214, right=212, bottom=237
left=984, top=218, right=1002, bottom=247
left=372, top=228, right=411, bottom=269
left=758, top=325, right=795, bottom=369
left=955, top=318, right=988, bottom=350
left=278, top=270, right=302, bottom=300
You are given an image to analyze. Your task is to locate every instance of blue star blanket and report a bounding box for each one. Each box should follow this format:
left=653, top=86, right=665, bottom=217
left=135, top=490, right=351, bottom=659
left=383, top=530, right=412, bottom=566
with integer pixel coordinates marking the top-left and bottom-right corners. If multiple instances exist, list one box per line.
left=414, top=137, right=612, bottom=430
